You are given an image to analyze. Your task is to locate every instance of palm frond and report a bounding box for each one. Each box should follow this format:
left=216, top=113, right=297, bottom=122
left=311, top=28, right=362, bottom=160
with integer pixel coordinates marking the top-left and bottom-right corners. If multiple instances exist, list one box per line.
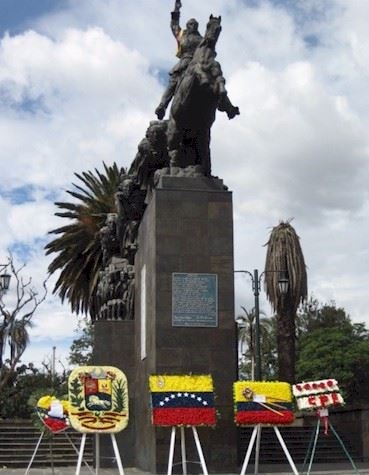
left=45, top=162, right=122, bottom=318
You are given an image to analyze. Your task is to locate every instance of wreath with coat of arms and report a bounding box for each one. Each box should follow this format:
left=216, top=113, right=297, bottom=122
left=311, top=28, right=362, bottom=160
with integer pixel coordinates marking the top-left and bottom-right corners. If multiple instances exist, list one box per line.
left=68, top=366, right=129, bottom=433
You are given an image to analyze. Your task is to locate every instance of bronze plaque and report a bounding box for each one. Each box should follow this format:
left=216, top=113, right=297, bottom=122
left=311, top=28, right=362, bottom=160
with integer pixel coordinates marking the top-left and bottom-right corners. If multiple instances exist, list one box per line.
left=172, top=273, right=218, bottom=327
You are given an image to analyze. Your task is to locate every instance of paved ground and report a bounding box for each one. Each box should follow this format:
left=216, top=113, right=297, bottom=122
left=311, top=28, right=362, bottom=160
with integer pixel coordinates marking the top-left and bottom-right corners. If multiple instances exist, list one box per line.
left=1, top=465, right=369, bottom=475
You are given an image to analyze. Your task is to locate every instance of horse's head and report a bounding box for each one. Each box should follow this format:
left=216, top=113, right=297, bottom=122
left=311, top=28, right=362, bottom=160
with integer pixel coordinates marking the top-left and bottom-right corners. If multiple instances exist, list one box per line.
left=204, top=14, right=222, bottom=47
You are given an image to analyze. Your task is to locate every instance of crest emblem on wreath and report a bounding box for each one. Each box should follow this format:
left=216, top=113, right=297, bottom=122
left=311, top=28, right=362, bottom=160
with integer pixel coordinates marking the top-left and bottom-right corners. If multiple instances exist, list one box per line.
left=83, top=373, right=113, bottom=411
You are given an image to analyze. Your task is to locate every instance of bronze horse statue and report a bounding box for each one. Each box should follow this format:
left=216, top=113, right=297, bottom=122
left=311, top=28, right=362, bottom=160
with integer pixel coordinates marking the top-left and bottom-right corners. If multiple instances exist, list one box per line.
left=166, top=15, right=239, bottom=176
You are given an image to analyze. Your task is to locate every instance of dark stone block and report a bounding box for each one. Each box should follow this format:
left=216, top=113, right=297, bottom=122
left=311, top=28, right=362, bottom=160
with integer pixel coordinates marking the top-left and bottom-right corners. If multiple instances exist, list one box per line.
left=157, top=175, right=225, bottom=191
left=156, top=347, right=184, bottom=367
left=92, top=320, right=136, bottom=467
left=209, top=256, right=233, bottom=273
left=132, top=179, right=237, bottom=472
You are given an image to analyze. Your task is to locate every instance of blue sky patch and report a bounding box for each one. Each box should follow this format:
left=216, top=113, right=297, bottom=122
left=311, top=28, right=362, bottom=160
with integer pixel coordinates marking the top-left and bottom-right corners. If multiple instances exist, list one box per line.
left=10, top=237, right=50, bottom=263
left=304, top=34, right=320, bottom=48
left=154, top=67, right=169, bottom=87
left=9, top=242, right=34, bottom=262
left=1, top=185, right=36, bottom=204
left=20, top=95, right=50, bottom=115
left=0, top=0, right=66, bottom=36
left=0, top=185, right=59, bottom=205
left=0, top=85, right=48, bottom=116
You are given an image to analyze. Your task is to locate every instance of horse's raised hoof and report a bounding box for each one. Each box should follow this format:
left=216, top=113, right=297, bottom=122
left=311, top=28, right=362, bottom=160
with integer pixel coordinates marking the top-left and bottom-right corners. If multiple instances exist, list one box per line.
left=155, top=105, right=166, bottom=120
left=227, top=106, right=240, bottom=119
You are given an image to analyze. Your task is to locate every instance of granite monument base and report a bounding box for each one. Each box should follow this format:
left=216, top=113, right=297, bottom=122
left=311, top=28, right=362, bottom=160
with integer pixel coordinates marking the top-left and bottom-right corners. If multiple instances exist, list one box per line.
left=134, top=176, right=238, bottom=473
left=93, top=320, right=136, bottom=468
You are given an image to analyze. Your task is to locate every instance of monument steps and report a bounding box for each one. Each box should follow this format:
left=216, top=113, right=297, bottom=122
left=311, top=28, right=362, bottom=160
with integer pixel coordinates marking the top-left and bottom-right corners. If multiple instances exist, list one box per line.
left=0, top=420, right=93, bottom=467
left=0, top=422, right=362, bottom=468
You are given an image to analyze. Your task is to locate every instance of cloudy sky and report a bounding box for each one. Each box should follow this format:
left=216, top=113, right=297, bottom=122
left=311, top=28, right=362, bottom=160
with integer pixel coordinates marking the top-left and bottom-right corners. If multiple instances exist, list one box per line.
left=1, top=0, right=368, bottom=371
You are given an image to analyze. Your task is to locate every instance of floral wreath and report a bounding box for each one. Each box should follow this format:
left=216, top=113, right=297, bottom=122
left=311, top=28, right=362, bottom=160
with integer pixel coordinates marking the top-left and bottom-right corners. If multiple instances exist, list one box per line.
left=36, top=395, right=70, bottom=433
left=233, top=381, right=294, bottom=426
left=149, top=374, right=217, bottom=427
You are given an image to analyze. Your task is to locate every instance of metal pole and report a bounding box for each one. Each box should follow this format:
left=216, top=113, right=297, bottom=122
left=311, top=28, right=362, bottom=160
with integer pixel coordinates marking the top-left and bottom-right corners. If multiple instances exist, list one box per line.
left=111, top=433, right=125, bottom=475
left=253, top=269, right=261, bottom=381
left=180, top=426, right=187, bottom=475
left=167, top=426, right=176, bottom=475
left=192, top=427, right=209, bottom=475
left=75, top=433, right=87, bottom=475
left=52, top=346, right=56, bottom=387
left=240, top=425, right=258, bottom=475
left=95, top=433, right=100, bottom=475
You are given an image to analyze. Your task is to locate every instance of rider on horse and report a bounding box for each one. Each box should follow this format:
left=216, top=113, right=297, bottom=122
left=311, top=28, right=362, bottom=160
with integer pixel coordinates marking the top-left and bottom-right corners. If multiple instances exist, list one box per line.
left=155, top=0, right=203, bottom=120
left=166, top=14, right=239, bottom=177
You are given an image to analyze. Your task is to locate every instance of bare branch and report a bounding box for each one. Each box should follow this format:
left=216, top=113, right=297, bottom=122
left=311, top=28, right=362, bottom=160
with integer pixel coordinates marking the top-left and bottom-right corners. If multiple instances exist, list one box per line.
left=0, top=253, right=49, bottom=391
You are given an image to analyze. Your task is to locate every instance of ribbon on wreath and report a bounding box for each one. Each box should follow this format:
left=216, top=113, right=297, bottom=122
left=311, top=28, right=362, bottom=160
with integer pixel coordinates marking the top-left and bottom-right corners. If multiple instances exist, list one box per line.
left=317, top=408, right=329, bottom=435
left=242, top=387, right=289, bottom=416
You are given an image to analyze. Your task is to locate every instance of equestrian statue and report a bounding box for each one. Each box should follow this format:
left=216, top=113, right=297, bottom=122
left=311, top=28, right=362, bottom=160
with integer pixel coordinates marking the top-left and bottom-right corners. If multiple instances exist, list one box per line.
left=155, top=1, right=239, bottom=177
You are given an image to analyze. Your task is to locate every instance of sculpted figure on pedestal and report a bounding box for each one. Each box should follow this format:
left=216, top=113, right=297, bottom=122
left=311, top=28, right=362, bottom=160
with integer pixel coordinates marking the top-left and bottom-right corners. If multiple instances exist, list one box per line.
left=155, top=1, right=239, bottom=176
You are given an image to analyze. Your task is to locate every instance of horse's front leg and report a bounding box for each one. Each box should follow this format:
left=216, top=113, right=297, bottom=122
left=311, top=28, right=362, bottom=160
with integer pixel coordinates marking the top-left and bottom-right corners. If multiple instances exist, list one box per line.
left=167, top=118, right=182, bottom=173
left=196, top=128, right=211, bottom=177
left=218, top=91, right=240, bottom=119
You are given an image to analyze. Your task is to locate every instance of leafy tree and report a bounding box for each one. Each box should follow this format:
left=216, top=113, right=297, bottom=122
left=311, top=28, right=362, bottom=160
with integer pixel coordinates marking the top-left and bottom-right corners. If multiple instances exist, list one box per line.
left=296, top=301, right=369, bottom=403
left=0, top=363, right=67, bottom=419
left=296, top=297, right=353, bottom=336
left=69, top=321, right=94, bottom=366
left=45, top=162, right=122, bottom=319
left=0, top=255, right=47, bottom=392
left=264, top=220, right=307, bottom=383
left=236, top=295, right=369, bottom=403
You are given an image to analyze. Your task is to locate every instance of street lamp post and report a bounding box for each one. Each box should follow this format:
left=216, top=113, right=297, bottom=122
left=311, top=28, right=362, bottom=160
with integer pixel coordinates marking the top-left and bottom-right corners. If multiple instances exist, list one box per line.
left=235, top=269, right=289, bottom=381
left=0, top=265, right=11, bottom=296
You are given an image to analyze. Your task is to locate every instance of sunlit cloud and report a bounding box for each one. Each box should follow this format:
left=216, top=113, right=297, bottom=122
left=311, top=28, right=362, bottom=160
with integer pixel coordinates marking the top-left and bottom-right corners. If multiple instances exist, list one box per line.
left=0, top=0, right=369, bottom=368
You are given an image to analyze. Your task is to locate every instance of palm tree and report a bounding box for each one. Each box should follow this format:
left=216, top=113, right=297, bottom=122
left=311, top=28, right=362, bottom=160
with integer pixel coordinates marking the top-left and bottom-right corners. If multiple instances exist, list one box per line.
left=237, top=306, right=256, bottom=379
left=45, top=162, right=122, bottom=318
left=264, top=220, right=307, bottom=383
left=9, top=318, right=33, bottom=362
left=259, top=316, right=278, bottom=380
left=237, top=306, right=276, bottom=380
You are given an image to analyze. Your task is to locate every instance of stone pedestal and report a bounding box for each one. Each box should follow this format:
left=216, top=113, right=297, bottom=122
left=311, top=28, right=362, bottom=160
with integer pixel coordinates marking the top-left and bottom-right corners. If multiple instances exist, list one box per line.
left=93, top=320, right=136, bottom=467
left=134, top=176, right=238, bottom=473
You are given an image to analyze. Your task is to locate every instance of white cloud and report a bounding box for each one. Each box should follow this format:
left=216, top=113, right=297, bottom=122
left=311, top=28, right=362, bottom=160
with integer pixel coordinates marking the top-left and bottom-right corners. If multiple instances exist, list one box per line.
left=1, top=0, right=369, bottom=369
left=31, top=308, right=79, bottom=341
left=0, top=26, right=161, bottom=192
left=8, top=200, right=59, bottom=241
left=215, top=58, right=369, bottom=226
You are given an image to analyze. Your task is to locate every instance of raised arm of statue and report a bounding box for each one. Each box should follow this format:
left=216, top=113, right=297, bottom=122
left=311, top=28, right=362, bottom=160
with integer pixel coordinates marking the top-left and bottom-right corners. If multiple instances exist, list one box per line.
left=174, top=0, right=182, bottom=12
left=171, top=0, right=182, bottom=39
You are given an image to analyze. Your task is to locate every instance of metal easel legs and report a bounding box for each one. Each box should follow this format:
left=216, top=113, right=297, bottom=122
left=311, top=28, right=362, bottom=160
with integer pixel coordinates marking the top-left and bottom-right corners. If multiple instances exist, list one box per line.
left=240, top=425, right=299, bottom=475
left=24, top=431, right=93, bottom=475
left=302, top=419, right=359, bottom=475
left=167, top=426, right=209, bottom=475
left=75, top=433, right=124, bottom=475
